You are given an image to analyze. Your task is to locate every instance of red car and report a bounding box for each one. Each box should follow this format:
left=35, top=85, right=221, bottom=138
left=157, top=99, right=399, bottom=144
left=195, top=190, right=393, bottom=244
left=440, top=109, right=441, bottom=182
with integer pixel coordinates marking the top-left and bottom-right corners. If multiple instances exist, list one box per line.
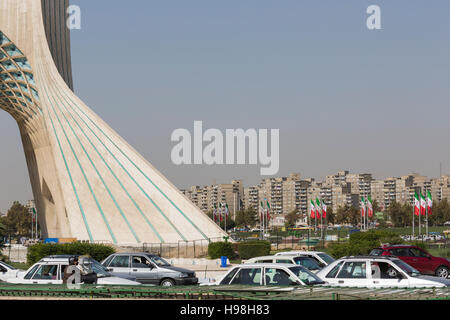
left=370, top=245, right=450, bottom=278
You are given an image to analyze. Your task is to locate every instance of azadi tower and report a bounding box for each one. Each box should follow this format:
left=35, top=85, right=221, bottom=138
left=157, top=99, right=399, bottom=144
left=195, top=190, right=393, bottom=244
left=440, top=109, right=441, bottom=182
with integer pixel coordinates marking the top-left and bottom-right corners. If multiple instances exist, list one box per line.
left=0, top=0, right=228, bottom=245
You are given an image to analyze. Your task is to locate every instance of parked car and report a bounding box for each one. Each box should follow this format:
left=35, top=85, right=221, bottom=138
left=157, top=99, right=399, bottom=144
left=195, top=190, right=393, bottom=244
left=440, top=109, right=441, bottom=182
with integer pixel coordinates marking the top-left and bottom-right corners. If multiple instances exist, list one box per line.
left=245, top=255, right=322, bottom=273
left=7, top=255, right=140, bottom=285
left=212, top=263, right=326, bottom=286
left=101, top=253, right=198, bottom=286
left=0, top=261, right=26, bottom=282
left=316, top=256, right=450, bottom=288
left=369, top=245, right=450, bottom=278
left=275, top=251, right=335, bottom=267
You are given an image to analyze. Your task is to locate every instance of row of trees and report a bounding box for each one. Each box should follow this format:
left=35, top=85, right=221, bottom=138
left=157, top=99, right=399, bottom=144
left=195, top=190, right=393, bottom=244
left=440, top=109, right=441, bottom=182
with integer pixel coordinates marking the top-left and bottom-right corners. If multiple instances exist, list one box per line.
left=384, top=199, right=450, bottom=227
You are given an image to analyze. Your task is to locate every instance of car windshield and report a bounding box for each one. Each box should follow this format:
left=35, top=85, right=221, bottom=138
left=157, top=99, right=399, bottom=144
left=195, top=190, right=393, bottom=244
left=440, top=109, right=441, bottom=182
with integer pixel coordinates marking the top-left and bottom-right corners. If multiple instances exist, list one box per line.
left=288, top=266, right=325, bottom=285
left=317, top=253, right=335, bottom=265
left=293, top=257, right=321, bottom=270
left=148, top=255, right=171, bottom=267
left=392, top=260, right=421, bottom=277
left=81, top=259, right=111, bottom=277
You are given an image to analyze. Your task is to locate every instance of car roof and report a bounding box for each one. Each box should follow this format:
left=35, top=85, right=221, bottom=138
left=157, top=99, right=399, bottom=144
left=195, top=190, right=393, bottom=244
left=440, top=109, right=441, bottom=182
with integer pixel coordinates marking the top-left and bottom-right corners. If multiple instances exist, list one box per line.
left=375, top=245, right=418, bottom=249
left=39, top=256, right=74, bottom=263
left=276, top=251, right=324, bottom=255
left=248, top=256, right=280, bottom=260
left=340, top=255, right=400, bottom=261
left=235, top=263, right=297, bottom=268
left=109, top=252, right=160, bottom=256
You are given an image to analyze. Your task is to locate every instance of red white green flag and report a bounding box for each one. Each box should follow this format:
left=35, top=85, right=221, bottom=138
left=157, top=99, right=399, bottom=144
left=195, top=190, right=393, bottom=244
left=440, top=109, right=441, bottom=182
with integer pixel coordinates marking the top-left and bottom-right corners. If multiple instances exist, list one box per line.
left=427, top=191, right=432, bottom=215
left=225, top=203, right=230, bottom=217
left=266, top=200, right=271, bottom=222
left=360, top=197, right=366, bottom=217
left=260, top=201, right=264, bottom=222
left=414, top=192, right=420, bottom=216
left=310, top=200, right=316, bottom=219
left=420, top=192, right=426, bottom=216
left=367, top=196, right=373, bottom=218
left=219, top=203, right=224, bottom=222
left=315, top=198, right=321, bottom=219
left=321, top=201, right=327, bottom=219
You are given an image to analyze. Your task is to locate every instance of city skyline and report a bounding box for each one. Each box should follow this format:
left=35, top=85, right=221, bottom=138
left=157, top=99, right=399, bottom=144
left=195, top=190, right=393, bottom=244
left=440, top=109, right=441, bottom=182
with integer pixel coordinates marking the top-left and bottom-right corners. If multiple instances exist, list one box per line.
left=1, top=1, right=450, bottom=213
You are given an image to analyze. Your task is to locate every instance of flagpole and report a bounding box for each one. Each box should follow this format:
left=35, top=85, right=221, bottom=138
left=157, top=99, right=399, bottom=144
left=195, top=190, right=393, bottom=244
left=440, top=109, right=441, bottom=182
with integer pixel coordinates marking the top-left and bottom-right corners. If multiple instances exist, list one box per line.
left=233, top=193, right=236, bottom=221
left=425, top=201, right=428, bottom=236
left=320, top=200, right=323, bottom=240
left=419, top=195, right=421, bottom=237
left=366, top=196, right=369, bottom=230
left=412, top=202, right=415, bottom=239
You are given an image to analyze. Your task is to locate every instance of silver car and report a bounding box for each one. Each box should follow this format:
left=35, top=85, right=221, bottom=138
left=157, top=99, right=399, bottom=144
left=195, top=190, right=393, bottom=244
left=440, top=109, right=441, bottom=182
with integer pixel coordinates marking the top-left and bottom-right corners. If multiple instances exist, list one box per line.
left=101, top=253, right=198, bottom=286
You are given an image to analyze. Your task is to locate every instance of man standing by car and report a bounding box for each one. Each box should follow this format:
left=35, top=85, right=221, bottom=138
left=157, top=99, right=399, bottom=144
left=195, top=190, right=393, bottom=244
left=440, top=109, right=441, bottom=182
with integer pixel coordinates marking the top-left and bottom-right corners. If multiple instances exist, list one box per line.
left=63, top=256, right=79, bottom=284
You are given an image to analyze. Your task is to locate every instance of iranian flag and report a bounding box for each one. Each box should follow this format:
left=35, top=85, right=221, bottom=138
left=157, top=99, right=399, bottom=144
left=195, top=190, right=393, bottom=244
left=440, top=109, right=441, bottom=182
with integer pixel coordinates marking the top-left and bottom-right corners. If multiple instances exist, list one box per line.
left=260, top=201, right=264, bottom=222
left=427, top=191, right=432, bottom=216
left=310, top=200, right=316, bottom=219
left=266, top=200, right=271, bottom=222
left=225, top=203, right=230, bottom=217
left=360, top=197, right=366, bottom=217
left=367, top=196, right=373, bottom=218
left=322, top=201, right=327, bottom=219
left=219, top=203, right=223, bottom=222
left=414, top=192, right=420, bottom=216
left=213, top=204, right=217, bottom=222
left=420, top=192, right=426, bottom=216
left=315, top=198, right=321, bottom=219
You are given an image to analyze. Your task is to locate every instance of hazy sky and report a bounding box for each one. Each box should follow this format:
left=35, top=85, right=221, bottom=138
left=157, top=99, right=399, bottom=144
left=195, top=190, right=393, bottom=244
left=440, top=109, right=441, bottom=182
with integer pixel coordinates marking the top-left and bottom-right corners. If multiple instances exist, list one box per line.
left=1, top=0, right=450, bottom=212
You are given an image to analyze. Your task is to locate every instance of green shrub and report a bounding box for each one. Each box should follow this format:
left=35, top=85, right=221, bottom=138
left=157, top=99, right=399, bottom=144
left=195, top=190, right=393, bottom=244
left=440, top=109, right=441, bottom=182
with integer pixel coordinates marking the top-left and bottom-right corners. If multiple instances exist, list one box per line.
left=27, top=242, right=115, bottom=265
left=327, top=230, right=405, bottom=259
left=238, top=241, right=271, bottom=260
left=208, top=241, right=234, bottom=259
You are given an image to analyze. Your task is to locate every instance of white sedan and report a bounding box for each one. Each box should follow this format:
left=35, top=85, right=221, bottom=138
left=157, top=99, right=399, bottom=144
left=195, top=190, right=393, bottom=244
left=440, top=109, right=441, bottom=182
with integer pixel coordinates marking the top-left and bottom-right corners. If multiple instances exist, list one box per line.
left=209, top=263, right=326, bottom=287
left=0, top=261, right=26, bottom=282
left=316, top=256, right=450, bottom=288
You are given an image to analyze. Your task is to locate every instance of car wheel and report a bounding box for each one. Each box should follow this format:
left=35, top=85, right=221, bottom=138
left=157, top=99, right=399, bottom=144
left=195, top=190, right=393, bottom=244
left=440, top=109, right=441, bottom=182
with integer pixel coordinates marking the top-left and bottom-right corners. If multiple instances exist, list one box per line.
left=386, top=267, right=398, bottom=278
left=435, top=266, right=449, bottom=278
left=160, top=278, right=175, bottom=287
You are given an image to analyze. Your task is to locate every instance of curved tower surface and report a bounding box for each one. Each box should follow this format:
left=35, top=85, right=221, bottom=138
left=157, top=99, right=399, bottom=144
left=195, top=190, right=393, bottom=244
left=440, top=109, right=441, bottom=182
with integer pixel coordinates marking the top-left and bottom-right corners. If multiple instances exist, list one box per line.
left=0, top=0, right=228, bottom=245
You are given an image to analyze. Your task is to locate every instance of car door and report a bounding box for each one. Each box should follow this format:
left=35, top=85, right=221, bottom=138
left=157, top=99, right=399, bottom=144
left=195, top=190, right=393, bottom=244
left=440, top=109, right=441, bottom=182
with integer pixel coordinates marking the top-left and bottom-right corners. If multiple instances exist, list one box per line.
left=30, top=264, right=61, bottom=284
left=229, top=267, right=262, bottom=286
left=264, top=267, right=298, bottom=286
left=107, top=255, right=131, bottom=278
left=408, top=248, right=433, bottom=274
left=389, top=248, right=419, bottom=271
left=369, top=261, right=409, bottom=288
left=130, top=255, right=159, bottom=284
left=335, top=261, right=369, bottom=287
